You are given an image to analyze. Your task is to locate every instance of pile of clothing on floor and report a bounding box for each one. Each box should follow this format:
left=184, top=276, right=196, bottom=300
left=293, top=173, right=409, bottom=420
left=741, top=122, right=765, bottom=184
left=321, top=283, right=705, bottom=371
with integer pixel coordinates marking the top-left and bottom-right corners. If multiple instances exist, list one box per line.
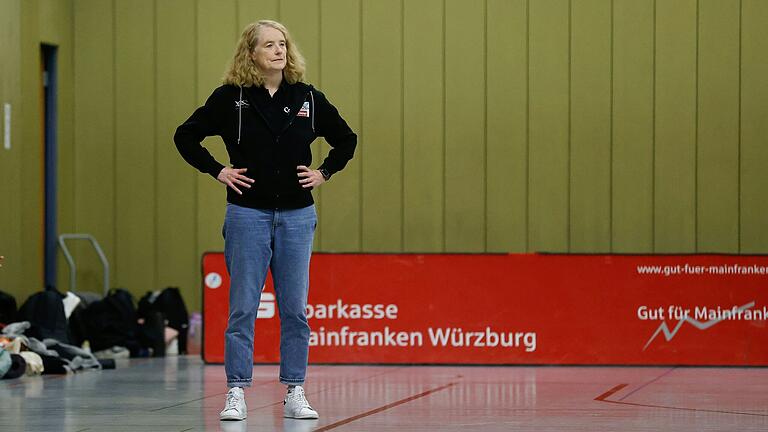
left=0, top=287, right=189, bottom=380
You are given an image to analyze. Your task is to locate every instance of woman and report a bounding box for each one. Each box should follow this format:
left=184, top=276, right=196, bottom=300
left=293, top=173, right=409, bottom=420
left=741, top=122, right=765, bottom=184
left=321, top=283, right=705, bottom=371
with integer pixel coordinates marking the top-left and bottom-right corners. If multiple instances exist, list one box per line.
left=174, top=20, right=356, bottom=421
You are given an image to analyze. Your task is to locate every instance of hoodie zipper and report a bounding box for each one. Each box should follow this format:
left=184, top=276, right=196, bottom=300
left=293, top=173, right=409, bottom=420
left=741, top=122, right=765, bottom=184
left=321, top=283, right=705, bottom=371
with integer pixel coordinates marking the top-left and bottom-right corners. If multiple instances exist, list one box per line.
left=243, top=88, right=312, bottom=140
left=279, top=90, right=312, bottom=136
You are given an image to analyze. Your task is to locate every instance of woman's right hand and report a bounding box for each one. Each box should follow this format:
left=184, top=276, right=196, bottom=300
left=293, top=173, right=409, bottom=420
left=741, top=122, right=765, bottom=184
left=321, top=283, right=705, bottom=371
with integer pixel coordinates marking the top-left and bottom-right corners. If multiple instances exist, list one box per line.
left=217, top=167, right=254, bottom=195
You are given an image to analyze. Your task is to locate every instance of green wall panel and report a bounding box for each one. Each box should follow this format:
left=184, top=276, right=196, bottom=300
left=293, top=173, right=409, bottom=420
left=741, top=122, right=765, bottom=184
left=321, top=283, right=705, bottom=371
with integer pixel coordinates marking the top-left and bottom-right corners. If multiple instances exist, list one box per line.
left=5, top=0, right=768, bottom=312
left=361, top=0, right=403, bottom=251
left=39, top=0, right=70, bottom=45
left=40, top=0, right=76, bottom=294
left=20, top=0, right=42, bottom=294
left=570, top=0, right=611, bottom=252
left=403, top=0, right=444, bottom=252
left=279, top=1, right=321, bottom=88
left=612, top=0, right=654, bottom=253
left=0, top=0, right=73, bottom=299
left=697, top=0, right=739, bottom=252
left=444, top=0, right=485, bottom=252
left=115, top=0, right=156, bottom=297
left=654, top=0, right=697, bottom=253
left=74, top=0, right=115, bottom=294
left=156, top=0, right=198, bottom=306
left=528, top=0, right=569, bottom=252
left=238, top=0, right=279, bottom=31
left=0, top=0, right=23, bottom=300
left=319, top=0, right=361, bottom=251
left=280, top=0, right=322, bottom=250
left=741, top=0, right=768, bottom=253
left=195, top=0, right=235, bottom=266
left=486, top=0, right=527, bottom=253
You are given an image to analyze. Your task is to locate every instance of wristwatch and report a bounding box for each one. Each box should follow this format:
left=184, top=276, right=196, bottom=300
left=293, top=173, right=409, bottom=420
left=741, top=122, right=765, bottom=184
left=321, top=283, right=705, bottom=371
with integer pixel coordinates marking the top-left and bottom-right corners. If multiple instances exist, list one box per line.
left=319, top=168, right=331, bottom=181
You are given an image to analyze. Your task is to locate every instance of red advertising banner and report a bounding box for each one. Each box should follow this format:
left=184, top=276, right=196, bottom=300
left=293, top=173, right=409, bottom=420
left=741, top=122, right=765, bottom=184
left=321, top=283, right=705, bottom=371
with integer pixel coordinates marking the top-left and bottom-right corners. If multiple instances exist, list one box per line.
left=202, top=253, right=768, bottom=365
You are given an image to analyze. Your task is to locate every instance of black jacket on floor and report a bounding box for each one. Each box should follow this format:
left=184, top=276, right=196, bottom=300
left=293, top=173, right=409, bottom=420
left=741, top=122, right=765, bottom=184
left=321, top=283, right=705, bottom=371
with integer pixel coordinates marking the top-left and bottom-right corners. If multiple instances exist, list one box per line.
left=18, top=290, right=69, bottom=344
left=174, top=81, right=357, bottom=209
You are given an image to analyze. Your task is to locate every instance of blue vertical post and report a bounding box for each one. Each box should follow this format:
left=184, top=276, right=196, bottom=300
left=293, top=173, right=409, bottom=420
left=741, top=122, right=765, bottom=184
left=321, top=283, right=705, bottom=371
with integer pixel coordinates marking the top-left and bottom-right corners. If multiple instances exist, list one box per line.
left=43, top=44, right=58, bottom=290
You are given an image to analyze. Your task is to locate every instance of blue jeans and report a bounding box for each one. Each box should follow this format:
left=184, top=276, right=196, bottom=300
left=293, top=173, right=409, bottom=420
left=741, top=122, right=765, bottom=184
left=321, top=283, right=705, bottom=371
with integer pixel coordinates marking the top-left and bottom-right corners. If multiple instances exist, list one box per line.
left=223, top=203, right=317, bottom=388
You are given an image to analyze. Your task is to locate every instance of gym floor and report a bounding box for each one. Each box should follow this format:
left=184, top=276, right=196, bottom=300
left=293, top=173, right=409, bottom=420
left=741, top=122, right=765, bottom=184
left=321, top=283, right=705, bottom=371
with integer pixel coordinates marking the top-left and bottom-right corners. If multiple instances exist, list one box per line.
left=2, top=356, right=767, bottom=431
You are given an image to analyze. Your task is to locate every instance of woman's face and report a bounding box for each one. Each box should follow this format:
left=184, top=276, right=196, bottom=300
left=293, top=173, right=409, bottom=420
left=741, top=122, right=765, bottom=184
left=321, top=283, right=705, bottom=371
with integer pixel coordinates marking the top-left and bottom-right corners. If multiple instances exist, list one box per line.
left=252, top=26, right=287, bottom=73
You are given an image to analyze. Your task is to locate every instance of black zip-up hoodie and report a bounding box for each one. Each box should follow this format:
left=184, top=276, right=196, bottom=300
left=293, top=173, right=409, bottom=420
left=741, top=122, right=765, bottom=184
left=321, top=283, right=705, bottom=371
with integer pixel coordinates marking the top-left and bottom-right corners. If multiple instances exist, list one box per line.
left=174, top=81, right=357, bottom=209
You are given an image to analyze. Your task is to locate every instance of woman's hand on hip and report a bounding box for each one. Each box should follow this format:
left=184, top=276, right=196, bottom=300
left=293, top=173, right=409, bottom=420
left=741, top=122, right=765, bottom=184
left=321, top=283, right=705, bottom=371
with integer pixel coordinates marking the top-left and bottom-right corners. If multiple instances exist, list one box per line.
left=217, top=167, right=254, bottom=195
left=297, top=165, right=326, bottom=188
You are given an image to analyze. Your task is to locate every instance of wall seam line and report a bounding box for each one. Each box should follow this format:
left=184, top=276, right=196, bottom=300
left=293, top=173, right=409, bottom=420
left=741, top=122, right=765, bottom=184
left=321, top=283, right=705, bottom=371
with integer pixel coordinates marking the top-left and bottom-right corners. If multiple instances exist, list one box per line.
left=400, top=0, right=405, bottom=252
left=359, top=0, right=363, bottom=252
left=483, top=0, right=488, bottom=252
left=609, top=0, right=614, bottom=253
left=152, top=0, right=159, bottom=290
left=652, top=0, right=657, bottom=253
left=695, top=0, right=700, bottom=253
left=565, top=0, right=573, bottom=252
left=525, top=0, right=530, bottom=253
left=737, top=0, right=742, bottom=253
left=442, top=0, right=446, bottom=252
left=112, top=0, right=118, bottom=288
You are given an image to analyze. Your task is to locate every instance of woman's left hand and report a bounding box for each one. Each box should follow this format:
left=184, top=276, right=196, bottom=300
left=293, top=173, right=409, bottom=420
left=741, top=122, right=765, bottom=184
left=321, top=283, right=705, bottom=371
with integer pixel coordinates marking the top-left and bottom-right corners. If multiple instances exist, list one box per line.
left=297, top=165, right=326, bottom=188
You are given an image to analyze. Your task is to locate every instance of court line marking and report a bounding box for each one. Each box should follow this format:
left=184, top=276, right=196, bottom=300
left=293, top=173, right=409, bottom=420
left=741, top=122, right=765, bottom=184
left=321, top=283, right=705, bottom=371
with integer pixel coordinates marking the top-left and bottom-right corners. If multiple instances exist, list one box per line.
left=150, top=364, right=341, bottom=412
left=594, top=383, right=628, bottom=401
left=148, top=390, right=229, bottom=412
left=149, top=365, right=403, bottom=412
left=245, top=366, right=410, bottom=413
left=312, top=382, right=457, bottom=432
left=618, top=367, right=676, bottom=401
left=149, top=379, right=273, bottom=412
left=594, top=383, right=768, bottom=417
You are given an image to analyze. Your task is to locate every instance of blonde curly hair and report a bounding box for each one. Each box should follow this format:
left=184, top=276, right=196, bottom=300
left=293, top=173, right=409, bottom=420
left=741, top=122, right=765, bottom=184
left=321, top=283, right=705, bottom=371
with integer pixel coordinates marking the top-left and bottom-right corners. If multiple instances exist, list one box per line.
left=223, top=20, right=306, bottom=87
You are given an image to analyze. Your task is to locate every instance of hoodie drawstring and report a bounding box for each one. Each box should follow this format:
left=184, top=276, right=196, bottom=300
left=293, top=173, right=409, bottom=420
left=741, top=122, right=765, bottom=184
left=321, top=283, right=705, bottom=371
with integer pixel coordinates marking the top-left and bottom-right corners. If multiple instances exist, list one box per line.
left=237, top=86, right=243, bottom=145
left=310, top=90, right=315, bottom=133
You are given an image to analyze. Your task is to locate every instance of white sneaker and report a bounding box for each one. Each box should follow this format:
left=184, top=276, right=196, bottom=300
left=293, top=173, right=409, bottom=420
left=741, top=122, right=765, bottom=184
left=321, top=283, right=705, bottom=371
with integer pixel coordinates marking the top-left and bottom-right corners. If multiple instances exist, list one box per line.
left=284, top=386, right=319, bottom=419
left=220, top=387, right=247, bottom=421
